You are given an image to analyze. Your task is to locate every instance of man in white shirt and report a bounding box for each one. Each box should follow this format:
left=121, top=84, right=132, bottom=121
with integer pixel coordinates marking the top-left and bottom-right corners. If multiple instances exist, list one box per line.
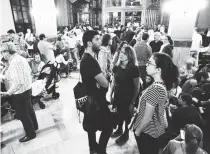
left=191, top=28, right=202, bottom=51
left=0, top=42, right=38, bottom=142
left=37, top=34, right=55, bottom=64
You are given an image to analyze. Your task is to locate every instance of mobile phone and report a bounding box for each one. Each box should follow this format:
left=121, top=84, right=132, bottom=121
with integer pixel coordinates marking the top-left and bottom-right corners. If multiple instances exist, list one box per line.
left=180, top=129, right=185, bottom=140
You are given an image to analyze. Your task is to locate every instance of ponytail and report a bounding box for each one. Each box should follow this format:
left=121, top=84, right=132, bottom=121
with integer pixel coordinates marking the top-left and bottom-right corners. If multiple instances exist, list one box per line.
left=161, top=63, right=179, bottom=90
left=186, top=138, right=199, bottom=154
left=153, top=53, right=179, bottom=90
left=185, top=124, right=203, bottom=154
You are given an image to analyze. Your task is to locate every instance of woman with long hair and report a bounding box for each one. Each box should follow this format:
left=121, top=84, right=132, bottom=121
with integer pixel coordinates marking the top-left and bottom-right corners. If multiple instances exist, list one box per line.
left=133, top=53, right=179, bottom=154
left=112, top=41, right=128, bottom=67
left=162, top=124, right=207, bottom=154
left=110, top=46, right=140, bottom=145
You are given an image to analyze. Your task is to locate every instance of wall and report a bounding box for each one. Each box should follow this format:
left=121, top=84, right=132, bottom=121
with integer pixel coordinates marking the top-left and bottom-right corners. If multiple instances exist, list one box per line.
left=31, top=0, right=57, bottom=37
left=197, top=3, right=210, bottom=29
left=56, top=0, right=69, bottom=27
left=168, top=10, right=198, bottom=40
left=0, top=0, right=15, bottom=36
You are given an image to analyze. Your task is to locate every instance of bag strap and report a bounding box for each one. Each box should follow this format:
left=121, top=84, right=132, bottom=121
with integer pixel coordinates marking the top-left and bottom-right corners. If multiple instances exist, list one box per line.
left=79, top=72, right=82, bottom=82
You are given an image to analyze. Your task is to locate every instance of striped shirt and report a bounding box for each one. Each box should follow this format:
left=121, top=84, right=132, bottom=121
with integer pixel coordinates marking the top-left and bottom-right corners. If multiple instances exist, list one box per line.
left=5, top=54, right=32, bottom=95
left=133, top=82, right=167, bottom=138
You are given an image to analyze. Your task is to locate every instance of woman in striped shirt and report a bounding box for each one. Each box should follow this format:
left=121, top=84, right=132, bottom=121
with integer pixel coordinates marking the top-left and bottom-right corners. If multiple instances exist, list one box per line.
left=133, top=53, right=179, bottom=154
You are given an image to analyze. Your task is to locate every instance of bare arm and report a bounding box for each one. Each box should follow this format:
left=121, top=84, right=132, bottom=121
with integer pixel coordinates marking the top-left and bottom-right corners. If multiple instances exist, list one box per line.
left=110, top=78, right=115, bottom=102
left=135, top=103, right=155, bottom=136
left=95, top=73, right=109, bottom=88
left=98, top=51, right=107, bottom=77
left=132, top=77, right=140, bottom=104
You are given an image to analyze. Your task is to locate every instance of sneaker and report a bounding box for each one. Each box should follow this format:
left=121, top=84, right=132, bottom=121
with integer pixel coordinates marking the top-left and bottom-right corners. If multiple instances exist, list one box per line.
left=115, top=131, right=129, bottom=146
left=111, top=129, right=123, bottom=138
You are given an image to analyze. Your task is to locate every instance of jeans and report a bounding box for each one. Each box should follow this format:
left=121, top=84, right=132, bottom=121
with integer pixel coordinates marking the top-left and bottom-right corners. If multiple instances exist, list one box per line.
left=11, top=89, right=38, bottom=137
left=135, top=132, right=159, bottom=154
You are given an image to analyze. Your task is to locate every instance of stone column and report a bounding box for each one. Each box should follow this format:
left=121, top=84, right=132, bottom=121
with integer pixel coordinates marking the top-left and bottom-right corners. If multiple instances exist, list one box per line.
left=31, top=0, right=57, bottom=37
left=168, top=8, right=198, bottom=68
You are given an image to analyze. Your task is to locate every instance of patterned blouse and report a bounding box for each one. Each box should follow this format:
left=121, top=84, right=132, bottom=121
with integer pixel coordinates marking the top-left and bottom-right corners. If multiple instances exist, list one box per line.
left=5, top=54, right=32, bottom=95
left=133, top=82, right=168, bottom=138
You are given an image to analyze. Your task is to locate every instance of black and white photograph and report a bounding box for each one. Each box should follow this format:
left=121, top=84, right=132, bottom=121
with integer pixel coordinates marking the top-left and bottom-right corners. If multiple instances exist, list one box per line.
left=0, top=0, right=210, bottom=153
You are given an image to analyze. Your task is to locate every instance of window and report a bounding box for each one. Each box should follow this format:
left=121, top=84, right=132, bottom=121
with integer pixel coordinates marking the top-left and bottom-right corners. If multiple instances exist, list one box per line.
left=10, top=0, right=32, bottom=33
left=125, top=0, right=142, bottom=6
left=105, top=12, right=121, bottom=26
left=105, top=0, right=122, bottom=7
left=125, top=11, right=141, bottom=27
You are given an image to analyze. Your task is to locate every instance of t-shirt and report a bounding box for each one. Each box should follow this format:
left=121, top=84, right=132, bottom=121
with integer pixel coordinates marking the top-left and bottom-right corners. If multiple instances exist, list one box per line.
left=37, top=40, right=55, bottom=64
left=149, top=40, right=163, bottom=53
left=134, top=41, right=152, bottom=66
left=55, top=54, right=68, bottom=65
left=113, top=65, right=139, bottom=102
left=80, top=53, right=101, bottom=96
left=191, top=31, right=202, bottom=51
left=133, top=82, right=167, bottom=138
left=162, top=140, right=207, bottom=154
left=125, top=30, right=135, bottom=43
left=172, top=106, right=203, bottom=133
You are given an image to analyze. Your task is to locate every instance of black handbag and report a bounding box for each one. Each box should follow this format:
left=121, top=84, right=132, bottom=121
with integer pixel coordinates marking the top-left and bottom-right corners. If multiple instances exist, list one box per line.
left=73, top=74, right=88, bottom=113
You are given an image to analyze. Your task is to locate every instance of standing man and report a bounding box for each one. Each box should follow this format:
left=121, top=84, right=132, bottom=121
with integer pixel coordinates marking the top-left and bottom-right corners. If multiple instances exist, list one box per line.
left=37, top=34, right=55, bottom=64
left=80, top=30, right=113, bottom=154
left=0, top=42, right=38, bottom=142
left=134, top=33, right=152, bottom=86
left=149, top=32, right=163, bottom=53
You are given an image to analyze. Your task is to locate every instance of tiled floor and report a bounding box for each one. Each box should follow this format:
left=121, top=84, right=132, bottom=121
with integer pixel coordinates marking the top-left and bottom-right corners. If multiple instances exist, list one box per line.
left=1, top=72, right=139, bottom=154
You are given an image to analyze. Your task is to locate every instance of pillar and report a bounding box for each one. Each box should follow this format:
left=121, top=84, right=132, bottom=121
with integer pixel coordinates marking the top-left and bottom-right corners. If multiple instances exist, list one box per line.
left=167, top=4, right=199, bottom=68
left=56, top=0, right=69, bottom=27
left=0, top=0, right=16, bottom=36
left=31, top=0, right=57, bottom=37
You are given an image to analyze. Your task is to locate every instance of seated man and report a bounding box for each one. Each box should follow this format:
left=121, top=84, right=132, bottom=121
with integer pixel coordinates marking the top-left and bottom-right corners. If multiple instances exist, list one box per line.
left=30, top=53, right=45, bottom=81
left=55, top=48, right=72, bottom=78
left=179, top=59, right=197, bottom=85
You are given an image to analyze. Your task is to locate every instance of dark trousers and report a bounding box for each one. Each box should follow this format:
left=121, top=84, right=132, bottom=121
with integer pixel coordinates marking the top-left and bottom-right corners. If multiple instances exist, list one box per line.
left=116, top=104, right=131, bottom=131
left=135, top=133, right=159, bottom=154
left=11, top=89, right=38, bottom=137
left=58, top=63, right=70, bottom=75
left=87, top=126, right=113, bottom=152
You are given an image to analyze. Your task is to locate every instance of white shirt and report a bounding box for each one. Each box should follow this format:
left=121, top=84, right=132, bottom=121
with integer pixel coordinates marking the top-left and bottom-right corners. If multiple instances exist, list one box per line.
left=5, top=54, right=32, bottom=95
left=64, top=36, right=77, bottom=49
left=38, top=40, right=55, bottom=64
left=55, top=54, right=68, bottom=65
left=191, top=31, right=202, bottom=51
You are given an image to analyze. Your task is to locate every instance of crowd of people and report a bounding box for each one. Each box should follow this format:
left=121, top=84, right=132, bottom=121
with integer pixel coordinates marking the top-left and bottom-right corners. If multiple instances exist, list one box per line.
left=0, top=23, right=210, bottom=154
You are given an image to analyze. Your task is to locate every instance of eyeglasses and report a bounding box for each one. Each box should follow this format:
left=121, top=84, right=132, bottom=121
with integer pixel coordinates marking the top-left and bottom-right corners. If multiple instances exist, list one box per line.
left=146, top=61, right=156, bottom=67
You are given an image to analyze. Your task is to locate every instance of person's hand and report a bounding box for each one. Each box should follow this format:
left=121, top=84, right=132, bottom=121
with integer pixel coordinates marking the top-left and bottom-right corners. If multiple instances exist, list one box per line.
left=116, top=55, right=121, bottom=66
left=0, top=74, right=5, bottom=82
left=134, top=128, right=141, bottom=137
left=68, top=59, right=73, bottom=63
left=0, top=91, right=10, bottom=97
